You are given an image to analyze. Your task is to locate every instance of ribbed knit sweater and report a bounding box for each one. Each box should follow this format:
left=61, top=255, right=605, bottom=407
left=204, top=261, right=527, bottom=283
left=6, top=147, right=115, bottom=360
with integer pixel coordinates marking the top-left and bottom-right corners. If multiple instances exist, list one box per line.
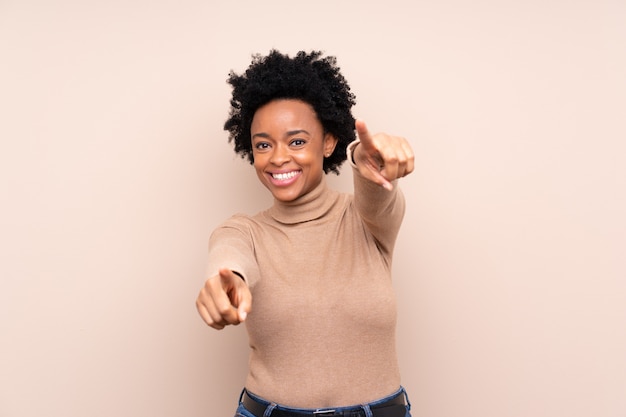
left=207, top=168, right=406, bottom=408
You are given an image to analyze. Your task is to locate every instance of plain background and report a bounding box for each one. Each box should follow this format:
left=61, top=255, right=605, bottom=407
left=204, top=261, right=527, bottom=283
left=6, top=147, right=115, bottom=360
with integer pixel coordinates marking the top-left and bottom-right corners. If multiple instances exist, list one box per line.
left=1, top=1, right=624, bottom=416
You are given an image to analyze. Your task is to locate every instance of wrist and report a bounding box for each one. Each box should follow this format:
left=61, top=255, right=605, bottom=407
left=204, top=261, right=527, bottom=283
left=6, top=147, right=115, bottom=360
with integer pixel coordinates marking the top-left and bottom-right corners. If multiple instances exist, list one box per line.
left=346, top=139, right=361, bottom=167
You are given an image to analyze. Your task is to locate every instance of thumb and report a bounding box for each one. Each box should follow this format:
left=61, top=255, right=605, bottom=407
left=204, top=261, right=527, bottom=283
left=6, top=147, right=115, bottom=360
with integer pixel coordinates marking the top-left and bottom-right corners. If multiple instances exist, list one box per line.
left=218, top=268, right=252, bottom=324
left=237, top=285, right=252, bottom=322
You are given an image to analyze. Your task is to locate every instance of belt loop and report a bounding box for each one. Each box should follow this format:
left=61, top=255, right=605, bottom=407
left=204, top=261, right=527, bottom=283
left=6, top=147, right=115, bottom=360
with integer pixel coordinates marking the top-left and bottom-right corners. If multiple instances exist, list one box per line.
left=238, top=388, right=246, bottom=404
left=262, top=402, right=277, bottom=417
left=401, top=386, right=411, bottom=411
left=360, top=404, right=373, bottom=417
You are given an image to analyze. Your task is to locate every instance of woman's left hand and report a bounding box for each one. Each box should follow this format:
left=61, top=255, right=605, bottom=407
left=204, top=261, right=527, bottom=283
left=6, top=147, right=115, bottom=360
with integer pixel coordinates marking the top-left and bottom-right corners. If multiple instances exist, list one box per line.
left=353, top=119, right=414, bottom=190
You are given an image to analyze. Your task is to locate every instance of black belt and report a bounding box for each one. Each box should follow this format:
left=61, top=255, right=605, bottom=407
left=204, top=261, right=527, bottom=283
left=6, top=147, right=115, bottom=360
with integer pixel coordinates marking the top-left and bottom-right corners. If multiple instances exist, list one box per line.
left=241, top=390, right=407, bottom=417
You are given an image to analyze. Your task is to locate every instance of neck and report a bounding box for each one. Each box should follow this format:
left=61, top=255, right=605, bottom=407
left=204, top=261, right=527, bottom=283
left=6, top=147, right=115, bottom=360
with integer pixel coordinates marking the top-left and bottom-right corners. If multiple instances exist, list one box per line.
left=268, top=177, right=337, bottom=224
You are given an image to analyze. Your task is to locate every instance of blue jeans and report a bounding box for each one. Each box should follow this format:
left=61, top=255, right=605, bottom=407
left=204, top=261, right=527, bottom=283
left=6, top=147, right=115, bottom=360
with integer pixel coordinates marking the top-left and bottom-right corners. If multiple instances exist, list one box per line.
left=234, top=386, right=412, bottom=417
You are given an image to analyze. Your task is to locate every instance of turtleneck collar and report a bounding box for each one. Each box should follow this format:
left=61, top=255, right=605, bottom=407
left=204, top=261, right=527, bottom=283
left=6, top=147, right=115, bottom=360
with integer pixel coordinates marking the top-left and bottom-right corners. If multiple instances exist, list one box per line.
left=266, top=177, right=339, bottom=224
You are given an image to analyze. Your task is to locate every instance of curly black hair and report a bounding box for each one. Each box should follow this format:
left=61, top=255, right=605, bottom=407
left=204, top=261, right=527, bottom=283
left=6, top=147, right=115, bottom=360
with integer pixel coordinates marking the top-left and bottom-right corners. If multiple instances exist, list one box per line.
left=224, top=50, right=357, bottom=175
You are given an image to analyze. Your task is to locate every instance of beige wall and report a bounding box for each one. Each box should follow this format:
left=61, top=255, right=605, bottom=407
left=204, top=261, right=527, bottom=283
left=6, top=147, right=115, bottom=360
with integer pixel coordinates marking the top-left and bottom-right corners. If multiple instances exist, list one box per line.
left=1, top=1, right=625, bottom=416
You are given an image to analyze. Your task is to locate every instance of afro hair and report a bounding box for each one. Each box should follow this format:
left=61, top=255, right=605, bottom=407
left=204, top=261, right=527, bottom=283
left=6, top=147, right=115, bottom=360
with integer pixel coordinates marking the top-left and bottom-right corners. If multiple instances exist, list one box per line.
left=223, top=50, right=357, bottom=175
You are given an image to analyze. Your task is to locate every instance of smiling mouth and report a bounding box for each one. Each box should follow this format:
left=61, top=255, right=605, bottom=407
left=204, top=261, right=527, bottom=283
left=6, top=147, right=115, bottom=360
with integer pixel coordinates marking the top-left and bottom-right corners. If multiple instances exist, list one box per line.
left=271, top=171, right=300, bottom=181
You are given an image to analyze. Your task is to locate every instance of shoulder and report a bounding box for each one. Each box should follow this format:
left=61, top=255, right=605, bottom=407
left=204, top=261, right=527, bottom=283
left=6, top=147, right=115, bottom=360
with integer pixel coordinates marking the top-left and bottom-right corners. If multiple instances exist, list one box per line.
left=210, top=213, right=255, bottom=237
left=212, top=210, right=273, bottom=235
left=219, top=212, right=254, bottom=227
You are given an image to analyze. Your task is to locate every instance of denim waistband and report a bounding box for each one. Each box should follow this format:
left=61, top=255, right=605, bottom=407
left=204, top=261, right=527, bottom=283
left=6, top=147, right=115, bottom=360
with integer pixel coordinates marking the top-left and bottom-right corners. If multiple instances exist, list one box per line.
left=239, top=386, right=411, bottom=417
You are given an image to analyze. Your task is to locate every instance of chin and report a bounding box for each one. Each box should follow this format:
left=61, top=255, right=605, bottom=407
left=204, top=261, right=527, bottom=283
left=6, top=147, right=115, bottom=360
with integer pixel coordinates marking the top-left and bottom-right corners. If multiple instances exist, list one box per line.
left=273, top=192, right=299, bottom=202
left=274, top=186, right=307, bottom=201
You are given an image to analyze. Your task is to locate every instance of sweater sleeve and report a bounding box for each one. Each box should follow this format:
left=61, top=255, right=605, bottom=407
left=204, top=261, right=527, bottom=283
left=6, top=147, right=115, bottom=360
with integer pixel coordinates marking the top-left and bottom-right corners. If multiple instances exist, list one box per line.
left=352, top=167, right=406, bottom=259
left=206, top=214, right=260, bottom=287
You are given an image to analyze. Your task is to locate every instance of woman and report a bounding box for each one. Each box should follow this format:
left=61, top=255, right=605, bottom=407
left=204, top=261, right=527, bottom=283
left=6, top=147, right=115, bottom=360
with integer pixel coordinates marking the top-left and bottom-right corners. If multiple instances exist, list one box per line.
left=196, top=50, right=415, bottom=417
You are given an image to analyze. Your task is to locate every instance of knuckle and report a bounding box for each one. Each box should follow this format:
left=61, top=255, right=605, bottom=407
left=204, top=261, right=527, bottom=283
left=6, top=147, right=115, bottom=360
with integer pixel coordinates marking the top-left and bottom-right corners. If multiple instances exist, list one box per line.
left=386, top=154, right=399, bottom=164
left=203, top=279, right=215, bottom=292
left=216, top=302, right=232, bottom=315
left=203, top=314, right=216, bottom=327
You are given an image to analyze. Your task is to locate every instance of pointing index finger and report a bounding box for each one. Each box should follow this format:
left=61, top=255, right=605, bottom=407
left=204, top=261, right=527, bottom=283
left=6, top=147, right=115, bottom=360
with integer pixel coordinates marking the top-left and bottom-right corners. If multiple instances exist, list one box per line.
left=355, top=119, right=373, bottom=147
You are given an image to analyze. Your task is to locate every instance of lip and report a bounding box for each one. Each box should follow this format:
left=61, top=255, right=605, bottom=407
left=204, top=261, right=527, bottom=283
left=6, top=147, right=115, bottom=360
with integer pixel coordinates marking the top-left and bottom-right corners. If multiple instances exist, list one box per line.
left=267, top=169, right=302, bottom=187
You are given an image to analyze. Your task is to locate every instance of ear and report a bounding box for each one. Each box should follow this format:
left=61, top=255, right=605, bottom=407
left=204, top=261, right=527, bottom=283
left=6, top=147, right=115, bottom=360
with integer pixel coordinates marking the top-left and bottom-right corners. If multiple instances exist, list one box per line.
left=323, top=133, right=338, bottom=158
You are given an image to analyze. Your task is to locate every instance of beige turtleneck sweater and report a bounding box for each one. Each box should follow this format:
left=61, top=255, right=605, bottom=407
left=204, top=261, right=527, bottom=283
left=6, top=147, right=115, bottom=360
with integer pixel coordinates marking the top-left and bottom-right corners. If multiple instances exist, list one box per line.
left=207, top=167, right=406, bottom=408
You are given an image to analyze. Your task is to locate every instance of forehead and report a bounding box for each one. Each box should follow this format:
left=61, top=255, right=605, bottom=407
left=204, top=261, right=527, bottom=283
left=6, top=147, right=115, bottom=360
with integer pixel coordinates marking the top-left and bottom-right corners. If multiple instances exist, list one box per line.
left=251, top=99, right=322, bottom=132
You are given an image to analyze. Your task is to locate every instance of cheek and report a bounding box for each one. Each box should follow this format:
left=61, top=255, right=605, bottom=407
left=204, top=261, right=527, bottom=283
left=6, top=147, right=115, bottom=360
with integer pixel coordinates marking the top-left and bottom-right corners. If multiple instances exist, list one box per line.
left=295, top=149, right=322, bottom=165
left=253, top=160, right=268, bottom=183
left=252, top=152, right=265, bottom=168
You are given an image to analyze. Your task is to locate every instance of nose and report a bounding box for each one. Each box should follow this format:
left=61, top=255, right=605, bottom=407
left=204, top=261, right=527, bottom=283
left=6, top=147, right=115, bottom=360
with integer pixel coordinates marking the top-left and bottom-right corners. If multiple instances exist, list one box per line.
left=269, top=143, right=291, bottom=166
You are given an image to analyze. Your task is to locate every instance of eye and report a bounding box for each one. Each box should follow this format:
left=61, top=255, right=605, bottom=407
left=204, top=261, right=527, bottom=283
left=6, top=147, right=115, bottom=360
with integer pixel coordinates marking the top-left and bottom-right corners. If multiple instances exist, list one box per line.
left=290, top=138, right=306, bottom=147
left=254, top=142, right=271, bottom=151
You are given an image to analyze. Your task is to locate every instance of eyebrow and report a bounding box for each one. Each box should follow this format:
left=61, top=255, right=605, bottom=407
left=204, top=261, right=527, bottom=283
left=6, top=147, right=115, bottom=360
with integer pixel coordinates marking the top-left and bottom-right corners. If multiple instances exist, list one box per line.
left=252, top=129, right=311, bottom=140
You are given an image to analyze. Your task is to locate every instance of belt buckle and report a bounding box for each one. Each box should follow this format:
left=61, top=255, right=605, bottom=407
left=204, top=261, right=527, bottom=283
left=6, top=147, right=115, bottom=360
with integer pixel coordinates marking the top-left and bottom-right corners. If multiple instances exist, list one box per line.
left=313, top=409, right=337, bottom=416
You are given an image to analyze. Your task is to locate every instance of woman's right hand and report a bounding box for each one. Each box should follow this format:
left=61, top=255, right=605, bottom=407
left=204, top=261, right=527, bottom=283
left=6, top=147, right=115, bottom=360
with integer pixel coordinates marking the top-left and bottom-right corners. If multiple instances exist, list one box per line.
left=196, top=268, right=252, bottom=330
left=353, top=119, right=414, bottom=190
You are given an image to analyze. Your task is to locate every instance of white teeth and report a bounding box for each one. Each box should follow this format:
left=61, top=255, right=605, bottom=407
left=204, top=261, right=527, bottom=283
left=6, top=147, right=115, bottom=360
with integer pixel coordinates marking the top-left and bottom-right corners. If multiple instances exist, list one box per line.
left=272, top=171, right=298, bottom=180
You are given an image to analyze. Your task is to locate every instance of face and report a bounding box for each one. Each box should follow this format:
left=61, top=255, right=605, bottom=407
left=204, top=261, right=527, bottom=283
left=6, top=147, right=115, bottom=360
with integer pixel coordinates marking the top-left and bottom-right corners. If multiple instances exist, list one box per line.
left=250, top=99, right=338, bottom=202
